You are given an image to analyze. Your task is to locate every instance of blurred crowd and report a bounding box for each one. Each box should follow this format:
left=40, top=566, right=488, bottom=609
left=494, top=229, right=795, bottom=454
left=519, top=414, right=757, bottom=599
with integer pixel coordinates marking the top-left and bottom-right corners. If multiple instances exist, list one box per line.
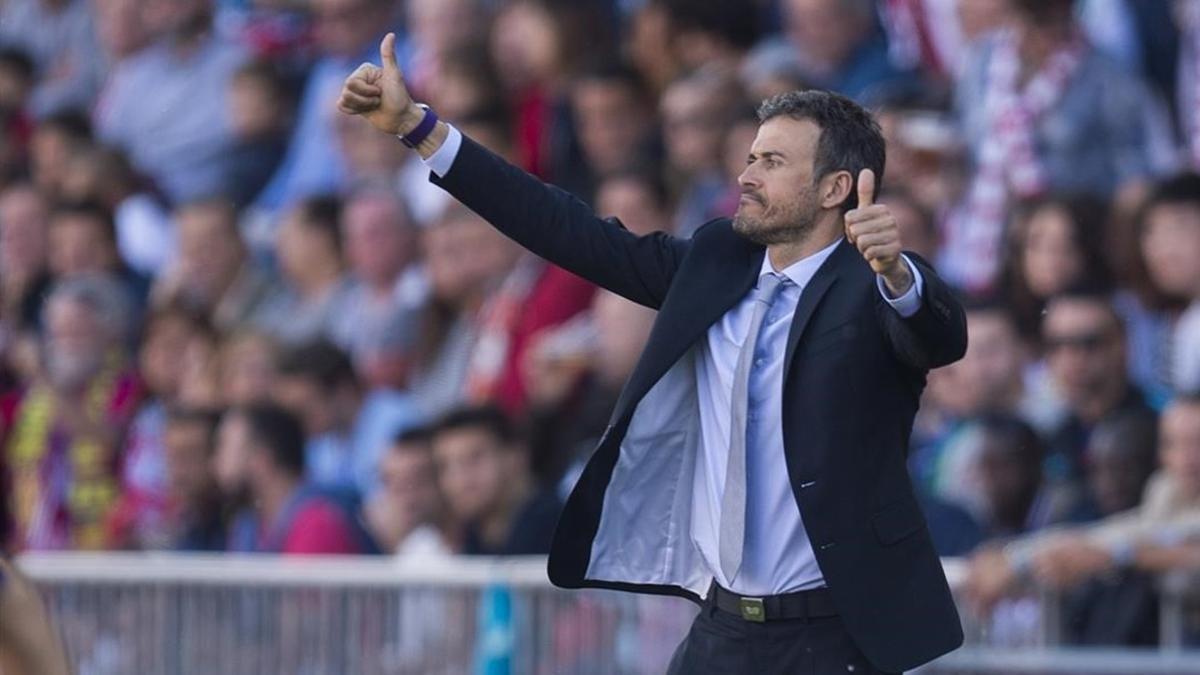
left=1, top=0, right=1200, bottom=647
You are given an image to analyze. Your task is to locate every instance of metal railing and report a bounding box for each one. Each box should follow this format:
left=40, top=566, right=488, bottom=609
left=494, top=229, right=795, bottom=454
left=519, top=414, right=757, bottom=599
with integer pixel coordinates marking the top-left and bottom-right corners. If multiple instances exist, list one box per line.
left=15, top=553, right=1200, bottom=674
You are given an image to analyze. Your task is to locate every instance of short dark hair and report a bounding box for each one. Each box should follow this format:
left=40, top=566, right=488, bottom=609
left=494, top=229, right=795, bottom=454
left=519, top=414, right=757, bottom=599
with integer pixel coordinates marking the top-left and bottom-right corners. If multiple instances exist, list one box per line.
left=431, top=405, right=519, bottom=448
left=0, top=47, right=35, bottom=82
left=756, top=90, right=886, bottom=211
left=1138, top=172, right=1200, bottom=224
left=276, top=340, right=357, bottom=390
left=393, top=425, right=433, bottom=447
left=662, top=0, right=762, bottom=50
left=37, top=108, right=92, bottom=143
left=975, top=413, right=1044, bottom=467
left=292, top=194, right=343, bottom=256
left=240, top=403, right=307, bottom=477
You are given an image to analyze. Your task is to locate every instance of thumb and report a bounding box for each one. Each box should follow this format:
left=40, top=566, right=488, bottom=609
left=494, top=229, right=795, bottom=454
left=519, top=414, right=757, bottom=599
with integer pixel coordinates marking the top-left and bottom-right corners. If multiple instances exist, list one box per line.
left=857, top=168, right=875, bottom=209
left=380, top=32, right=400, bottom=75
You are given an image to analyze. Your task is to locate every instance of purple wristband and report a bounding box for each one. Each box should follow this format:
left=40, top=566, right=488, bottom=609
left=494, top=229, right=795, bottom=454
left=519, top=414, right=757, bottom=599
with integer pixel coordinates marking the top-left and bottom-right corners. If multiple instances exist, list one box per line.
left=399, top=104, right=438, bottom=148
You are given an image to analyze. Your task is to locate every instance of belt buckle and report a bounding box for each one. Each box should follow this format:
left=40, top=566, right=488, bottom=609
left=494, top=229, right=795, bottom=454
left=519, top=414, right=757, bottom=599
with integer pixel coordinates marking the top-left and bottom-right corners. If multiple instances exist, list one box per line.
left=739, top=597, right=765, bottom=622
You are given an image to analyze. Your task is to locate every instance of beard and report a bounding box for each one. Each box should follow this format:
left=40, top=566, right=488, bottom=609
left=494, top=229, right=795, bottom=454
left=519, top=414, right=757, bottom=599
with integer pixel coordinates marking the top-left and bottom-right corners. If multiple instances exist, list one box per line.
left=732, top=186, right=823, bottom=246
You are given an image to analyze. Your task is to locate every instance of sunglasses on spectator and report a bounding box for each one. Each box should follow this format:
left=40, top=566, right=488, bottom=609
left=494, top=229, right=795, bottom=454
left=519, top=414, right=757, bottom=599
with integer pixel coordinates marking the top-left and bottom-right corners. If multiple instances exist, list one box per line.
left=1043, top=330, right=1114, bottom=353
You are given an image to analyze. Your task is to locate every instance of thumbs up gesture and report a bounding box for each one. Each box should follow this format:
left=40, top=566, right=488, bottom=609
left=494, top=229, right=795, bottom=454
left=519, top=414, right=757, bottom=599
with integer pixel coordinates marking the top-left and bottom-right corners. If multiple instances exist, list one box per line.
left=337, top=32, right=422, bottom=136
left=845, top=169, right=912, bottom=296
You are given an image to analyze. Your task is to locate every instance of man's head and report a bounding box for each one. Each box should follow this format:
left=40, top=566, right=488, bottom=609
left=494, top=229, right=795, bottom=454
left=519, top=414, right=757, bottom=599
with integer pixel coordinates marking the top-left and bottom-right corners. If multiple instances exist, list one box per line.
left=973, top=414, right=1044, bottom=529
left=139, top=304, right=211, bottom=400
left=273, top=341, right=359, bottom=437
left=311, top=0, right=391, bottom=59
left=47, top=201, right=119, bottom=279
left=570, top=62, right=654, bottom=176
left=0, top=183, right=48, bottom=280
left=735, top=90, right=885, bottom=247
left=1139, top=173, right=1200, bottom=302
left=237, top=403, right=309, bottom=498
left=164, top=406, right=222, bottom=509
left=41, top=276, right=129, bottom=391
left=341, top=188, right=415, bottom=289
left=1041, top=289, right=1128, bottom=420
left=783, top=0, right=876, bottom=70
left=1161, top=395, right=1200, bottom=501
left=661, top=71, right=739, bottom=176
left=952, top=301, right=1027, bottom=415
left=379, top=426, right=441, bottom=526
left=1087, top=409, right=1159, bottom=516
left=173, top=198, right=246, bottom=307
left=277, top=195, right=344, bottom=288
left=595, top=168, right=671, bottom=237
left=31, top=110, right=91, bottom=196
left=229, top=60, right=292, bottom=140
left=430, top=405, right=525, bottom=524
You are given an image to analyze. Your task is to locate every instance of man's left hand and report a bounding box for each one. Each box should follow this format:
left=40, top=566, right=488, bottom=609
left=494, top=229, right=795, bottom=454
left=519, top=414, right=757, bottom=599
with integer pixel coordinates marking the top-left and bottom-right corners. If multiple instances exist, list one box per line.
left=846, top=169, right=911, bottom=296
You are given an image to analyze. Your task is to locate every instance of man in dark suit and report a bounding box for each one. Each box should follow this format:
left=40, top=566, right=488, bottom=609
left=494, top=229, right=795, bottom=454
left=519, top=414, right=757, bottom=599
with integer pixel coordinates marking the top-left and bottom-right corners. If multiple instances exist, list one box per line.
left=339, top=33, right=967, bottom=674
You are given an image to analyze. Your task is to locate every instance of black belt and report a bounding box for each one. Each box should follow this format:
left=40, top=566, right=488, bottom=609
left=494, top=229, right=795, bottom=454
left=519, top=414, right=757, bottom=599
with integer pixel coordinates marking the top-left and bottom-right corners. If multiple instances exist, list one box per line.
left=709, top=581, right=838, bottom=623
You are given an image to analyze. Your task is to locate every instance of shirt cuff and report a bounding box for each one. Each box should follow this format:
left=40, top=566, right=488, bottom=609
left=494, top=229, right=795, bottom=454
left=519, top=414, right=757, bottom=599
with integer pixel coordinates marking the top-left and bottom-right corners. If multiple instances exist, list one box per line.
left=417, top=123, right=463, bottom=178
left=876, top=254, right=924, bottom=318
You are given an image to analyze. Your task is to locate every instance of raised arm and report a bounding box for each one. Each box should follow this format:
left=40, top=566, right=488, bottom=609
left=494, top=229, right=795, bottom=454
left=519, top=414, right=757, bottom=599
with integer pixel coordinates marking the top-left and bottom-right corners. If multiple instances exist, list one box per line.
left=337, top=33, right=688, bottom=309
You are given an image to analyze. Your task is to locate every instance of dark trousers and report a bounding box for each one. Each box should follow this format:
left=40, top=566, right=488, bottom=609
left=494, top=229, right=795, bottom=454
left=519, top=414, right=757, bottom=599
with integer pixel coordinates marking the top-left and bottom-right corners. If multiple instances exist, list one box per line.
left=665, top=599, right=897, bottom=675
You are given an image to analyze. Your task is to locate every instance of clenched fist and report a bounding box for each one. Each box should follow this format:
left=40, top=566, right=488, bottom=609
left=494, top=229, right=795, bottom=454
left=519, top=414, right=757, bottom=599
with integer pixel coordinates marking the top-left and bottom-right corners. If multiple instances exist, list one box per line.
left=337, top=32, right=422, bottom=136
left=845, top=168, right=912, bottom=296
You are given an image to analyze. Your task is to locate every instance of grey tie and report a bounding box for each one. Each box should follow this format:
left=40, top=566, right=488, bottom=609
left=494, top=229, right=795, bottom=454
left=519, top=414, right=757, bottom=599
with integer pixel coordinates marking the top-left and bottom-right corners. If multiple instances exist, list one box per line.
left=719, top=272, right=787, bottom=582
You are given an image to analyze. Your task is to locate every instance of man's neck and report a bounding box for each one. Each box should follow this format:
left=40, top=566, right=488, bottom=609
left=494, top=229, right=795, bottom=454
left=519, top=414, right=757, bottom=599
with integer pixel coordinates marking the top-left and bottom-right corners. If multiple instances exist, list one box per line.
left=766, top=229, right=842, bottom=272
left=1076, top=382, right=1129, bottom=426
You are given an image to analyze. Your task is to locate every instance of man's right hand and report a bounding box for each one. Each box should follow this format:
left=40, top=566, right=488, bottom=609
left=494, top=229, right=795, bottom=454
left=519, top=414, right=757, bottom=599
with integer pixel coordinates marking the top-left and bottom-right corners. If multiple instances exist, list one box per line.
left=337, top=32, right=423, bottom=136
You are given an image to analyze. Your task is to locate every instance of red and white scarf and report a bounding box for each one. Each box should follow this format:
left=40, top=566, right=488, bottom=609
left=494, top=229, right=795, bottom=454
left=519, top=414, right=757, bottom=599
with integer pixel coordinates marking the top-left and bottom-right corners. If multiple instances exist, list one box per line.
left=943, top=30, right=1084, bottom=292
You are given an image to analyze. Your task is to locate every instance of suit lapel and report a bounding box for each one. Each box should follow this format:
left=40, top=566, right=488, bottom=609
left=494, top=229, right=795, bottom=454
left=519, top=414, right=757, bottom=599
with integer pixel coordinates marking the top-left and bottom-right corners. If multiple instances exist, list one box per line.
left=611, top=225, right=764, bottom=422
left=782, top=239, right=855, bottom=375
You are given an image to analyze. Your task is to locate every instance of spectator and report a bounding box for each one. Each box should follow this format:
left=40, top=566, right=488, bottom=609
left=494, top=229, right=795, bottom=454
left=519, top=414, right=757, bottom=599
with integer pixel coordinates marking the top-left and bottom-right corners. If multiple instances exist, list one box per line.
left=3, top=276, right=141, bottom=550
left=272, top=341, right=421, bottom=498
left=152, top=197, right=275, bottom=332
left=59, top=144, right=173, bottom=278
left=430, top=405, right=560, bottom=555
left=224, top=60, right=293, bottom=209
left=1086, top=410, right=1160, bottom=519
left=0, top=184, right=51, bottom=336
left=216, top=330, right=278, bottom=407
left=92, top=0, right=152, bottom=65
left=747, top=0, right=915, bottom=101
left=966, top=395, right=1200, bottom=612
left=30, top=109, right=90, bottom=199
left=253, top=0, right=399, bottom=214
left=0, top=0, right=104, bottom=116
left=567, top=61, right=656, bottom=200
left=1000, top=194, right=1115, bottom=341
left=223, top=403, right=371, bottom=554
left=364, top=426, right=451, bottom=555
left=489, top=0, right=613, bottom=181
left=659, top=0, right=760, bottom=76
left=402, top=0, right=485, bottom=99
left=47, top=200, right=149, bottom=306
left=945, top=0, right=1167, bottom=291
left=160, top=406, right=225, bottom=550
left=409, top=204, right=519, bottom=417
left=109, top=406, right=225, bottom=551
left=95, top=0, right=248, bottom=203
left=624, top=0, right=682, bottom=98
left=594, top=167, right=673, bottom=237
left=1136, top=173, right=1200, bottom=395
left=254, top=195, right=353, bottom=346
left=115, top=304, right=212, bottom=546
left=0, top=48, right=35, bottom=176
left=660, top=70, right=740, bottom=236
left=330, top=187, right=425, bottom=388
left=1041, top=289, right=1156, bottom=488
left=967, top=414, right=1088, bottom=539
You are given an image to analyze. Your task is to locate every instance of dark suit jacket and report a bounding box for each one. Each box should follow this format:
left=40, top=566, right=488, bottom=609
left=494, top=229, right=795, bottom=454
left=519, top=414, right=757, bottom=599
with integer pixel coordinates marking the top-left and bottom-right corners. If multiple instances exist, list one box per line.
left=432, top=135, right=968, bottom=673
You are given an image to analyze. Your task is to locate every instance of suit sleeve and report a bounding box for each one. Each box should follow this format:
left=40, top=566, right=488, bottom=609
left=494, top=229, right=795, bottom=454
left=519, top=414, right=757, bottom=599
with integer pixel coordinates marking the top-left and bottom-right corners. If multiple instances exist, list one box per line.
left=875, top=252, right=967, bottom=371
left=429, top=135, right=688, bottom=309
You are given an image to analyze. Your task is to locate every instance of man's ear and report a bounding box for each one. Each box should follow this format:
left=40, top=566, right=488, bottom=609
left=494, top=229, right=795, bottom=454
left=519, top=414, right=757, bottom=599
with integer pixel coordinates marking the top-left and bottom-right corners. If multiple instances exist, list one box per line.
left=819, top=170, right=854, bottom=210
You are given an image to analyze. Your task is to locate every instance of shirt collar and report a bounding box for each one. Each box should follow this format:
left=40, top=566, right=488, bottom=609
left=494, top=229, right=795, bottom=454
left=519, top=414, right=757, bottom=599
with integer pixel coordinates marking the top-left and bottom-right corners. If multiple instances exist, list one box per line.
left=759, top=237, right=844, bottom=289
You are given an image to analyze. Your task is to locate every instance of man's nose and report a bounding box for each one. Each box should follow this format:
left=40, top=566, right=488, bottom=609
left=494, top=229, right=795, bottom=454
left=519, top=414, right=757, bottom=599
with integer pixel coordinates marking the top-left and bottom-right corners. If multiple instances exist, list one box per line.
left=738, top=165, right=759, bottom=190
